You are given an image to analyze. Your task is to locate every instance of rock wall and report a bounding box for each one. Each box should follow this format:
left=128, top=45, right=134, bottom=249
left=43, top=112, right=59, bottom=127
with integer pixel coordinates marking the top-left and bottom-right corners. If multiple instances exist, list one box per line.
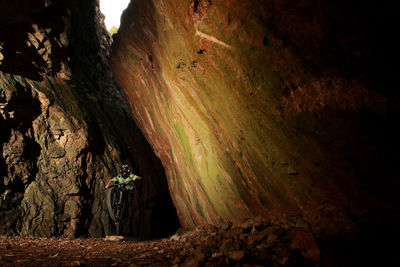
left=0, top=72, right=110, bottom=237
left=111, top=0, right=398, bottom=232
left=0, top=0, right=178, bottom=238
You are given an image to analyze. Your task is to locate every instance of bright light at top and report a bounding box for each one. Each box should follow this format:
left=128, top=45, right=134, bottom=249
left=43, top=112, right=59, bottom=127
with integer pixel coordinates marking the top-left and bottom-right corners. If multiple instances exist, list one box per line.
left=100, top=0, right=130, bottom=29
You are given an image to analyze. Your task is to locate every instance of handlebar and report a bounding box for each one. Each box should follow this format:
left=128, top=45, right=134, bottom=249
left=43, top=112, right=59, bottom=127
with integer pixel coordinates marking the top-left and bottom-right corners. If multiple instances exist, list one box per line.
left=105, top=180, right=139, bottom=190
left=105, top=176, right=142, bottom=190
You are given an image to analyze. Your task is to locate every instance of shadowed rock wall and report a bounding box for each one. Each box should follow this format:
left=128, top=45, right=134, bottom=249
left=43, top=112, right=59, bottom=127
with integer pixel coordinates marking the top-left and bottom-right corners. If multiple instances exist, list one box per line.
left=111, top=0, right=398, bottom=236
left=0, top=0, right=179, bottom=238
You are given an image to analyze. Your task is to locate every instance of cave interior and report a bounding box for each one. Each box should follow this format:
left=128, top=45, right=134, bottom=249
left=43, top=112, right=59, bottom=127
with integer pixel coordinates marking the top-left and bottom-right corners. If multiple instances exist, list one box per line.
left=0, top=0, right=398, bottom=266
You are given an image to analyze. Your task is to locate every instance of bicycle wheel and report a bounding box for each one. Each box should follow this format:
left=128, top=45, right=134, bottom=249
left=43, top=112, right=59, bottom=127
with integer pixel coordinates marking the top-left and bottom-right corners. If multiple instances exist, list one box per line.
left=106, top=187, right=126, bottom=222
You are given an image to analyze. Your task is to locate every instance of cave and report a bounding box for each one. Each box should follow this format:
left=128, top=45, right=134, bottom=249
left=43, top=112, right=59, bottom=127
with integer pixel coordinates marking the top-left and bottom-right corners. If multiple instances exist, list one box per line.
left=0, top=0, right=398, bottom=266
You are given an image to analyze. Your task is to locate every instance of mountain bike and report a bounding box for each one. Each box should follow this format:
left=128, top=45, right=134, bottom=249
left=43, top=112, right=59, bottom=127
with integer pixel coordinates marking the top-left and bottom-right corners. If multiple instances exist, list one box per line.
left=106, top=180, right=135, bottom=235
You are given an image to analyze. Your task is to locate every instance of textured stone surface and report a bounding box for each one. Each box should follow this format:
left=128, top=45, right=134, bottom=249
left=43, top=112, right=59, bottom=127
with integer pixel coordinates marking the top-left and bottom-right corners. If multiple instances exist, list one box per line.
left=0, top=0, right=179, bottom=238
left=111, top=0, right=398, bottom=234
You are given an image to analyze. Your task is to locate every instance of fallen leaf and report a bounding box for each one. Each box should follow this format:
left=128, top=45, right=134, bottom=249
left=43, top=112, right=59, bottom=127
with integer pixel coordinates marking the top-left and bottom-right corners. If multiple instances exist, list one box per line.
left=50, top=252, right=59, bottom=257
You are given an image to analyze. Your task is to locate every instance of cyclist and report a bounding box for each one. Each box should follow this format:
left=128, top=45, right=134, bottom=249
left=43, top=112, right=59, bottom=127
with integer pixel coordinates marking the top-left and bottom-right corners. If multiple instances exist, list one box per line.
left=105, top=164, right=142, bottom=190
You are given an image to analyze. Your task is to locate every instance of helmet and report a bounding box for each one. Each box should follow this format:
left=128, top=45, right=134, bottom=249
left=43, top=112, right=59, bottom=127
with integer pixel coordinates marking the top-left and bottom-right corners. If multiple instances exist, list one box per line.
left=120, top=164, right=130, bottom=178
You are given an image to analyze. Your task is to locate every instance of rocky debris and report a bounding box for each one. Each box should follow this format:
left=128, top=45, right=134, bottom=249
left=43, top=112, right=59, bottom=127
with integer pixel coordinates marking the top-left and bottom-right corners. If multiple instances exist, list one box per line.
left=0, top=217, right=320, bottom=266
left=165, top=217, right=320, bottom=266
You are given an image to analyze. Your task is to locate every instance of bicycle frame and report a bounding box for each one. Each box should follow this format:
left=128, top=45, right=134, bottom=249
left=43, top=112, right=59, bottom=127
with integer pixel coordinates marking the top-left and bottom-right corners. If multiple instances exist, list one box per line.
left=106, top=182, right=129, bottom=235
left=106, top=179, right=140, bottom=235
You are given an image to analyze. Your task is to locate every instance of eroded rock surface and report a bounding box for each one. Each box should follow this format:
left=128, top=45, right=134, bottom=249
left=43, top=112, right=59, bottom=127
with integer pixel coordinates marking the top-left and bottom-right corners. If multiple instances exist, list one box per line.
left=111, top=0, right=399, bottom=264
left=112, top=0, right=398, bottom=225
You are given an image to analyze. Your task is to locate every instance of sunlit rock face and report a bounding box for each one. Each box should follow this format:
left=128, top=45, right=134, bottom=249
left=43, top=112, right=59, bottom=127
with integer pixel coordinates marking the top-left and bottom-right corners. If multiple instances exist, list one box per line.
left=111, top=0, right=398, bottom=232
left=0, top=0, right=178, bottom=238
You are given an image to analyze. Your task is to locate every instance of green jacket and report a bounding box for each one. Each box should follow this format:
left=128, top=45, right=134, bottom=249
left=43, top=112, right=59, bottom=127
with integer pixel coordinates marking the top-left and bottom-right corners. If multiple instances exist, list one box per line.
left=112, top=173, right=138, bottom=190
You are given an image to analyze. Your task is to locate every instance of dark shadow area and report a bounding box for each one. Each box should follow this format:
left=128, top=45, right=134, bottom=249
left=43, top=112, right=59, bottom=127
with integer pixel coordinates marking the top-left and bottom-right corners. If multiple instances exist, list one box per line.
left=0, top=1, right=69, bottom=81
left=19, top=137, right=41, bottom=189
left=145, top=192, right=181, bottom=238
left=0, top=21, right=47, bottom=81
left=267, top=0, right=398, bottom=112
left=3, top=80, right=42, bottom=132
left=318, top=209, right=400, bottom=266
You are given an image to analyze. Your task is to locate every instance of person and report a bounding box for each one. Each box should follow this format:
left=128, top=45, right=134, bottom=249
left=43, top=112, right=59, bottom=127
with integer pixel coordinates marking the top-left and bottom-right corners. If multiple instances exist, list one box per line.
left=105, top=164, right=142, bottom=190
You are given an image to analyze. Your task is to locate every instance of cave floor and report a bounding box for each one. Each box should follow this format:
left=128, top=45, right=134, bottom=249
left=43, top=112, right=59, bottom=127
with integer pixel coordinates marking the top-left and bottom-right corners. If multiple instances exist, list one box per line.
left=0, top=235, right=190, bottom=267
left=0, top=219, right=320, bottom=266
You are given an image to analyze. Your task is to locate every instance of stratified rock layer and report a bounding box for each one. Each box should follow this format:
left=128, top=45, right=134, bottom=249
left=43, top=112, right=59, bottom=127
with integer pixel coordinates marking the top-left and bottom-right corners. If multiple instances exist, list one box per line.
left=111, top=0, right=398, bottom=231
